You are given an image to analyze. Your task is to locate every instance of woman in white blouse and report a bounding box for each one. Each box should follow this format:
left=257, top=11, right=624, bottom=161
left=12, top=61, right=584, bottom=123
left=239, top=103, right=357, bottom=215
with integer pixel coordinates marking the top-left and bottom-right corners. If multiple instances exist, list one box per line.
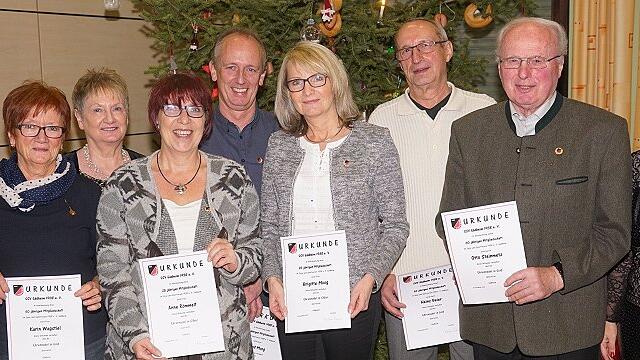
left=261, top=41, right=409, bottom=360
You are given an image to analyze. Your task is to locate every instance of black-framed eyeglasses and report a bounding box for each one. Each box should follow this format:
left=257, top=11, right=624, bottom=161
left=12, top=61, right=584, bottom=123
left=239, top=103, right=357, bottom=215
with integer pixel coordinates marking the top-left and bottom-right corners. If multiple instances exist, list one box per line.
left=498, top=55, right=563, bottom=69
left=395, top=40, right=449, bottom=61
left=162, top=104, right=205, bottom=118
left=16, top=124, right=65, bottom=138
left=286, top=73, right=328, bottom=92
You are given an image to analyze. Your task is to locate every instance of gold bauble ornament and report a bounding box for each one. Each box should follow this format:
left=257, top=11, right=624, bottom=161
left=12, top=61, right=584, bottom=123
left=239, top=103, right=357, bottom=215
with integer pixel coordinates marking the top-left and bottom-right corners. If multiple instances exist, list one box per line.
left=464, top=3, right=494, bottom=29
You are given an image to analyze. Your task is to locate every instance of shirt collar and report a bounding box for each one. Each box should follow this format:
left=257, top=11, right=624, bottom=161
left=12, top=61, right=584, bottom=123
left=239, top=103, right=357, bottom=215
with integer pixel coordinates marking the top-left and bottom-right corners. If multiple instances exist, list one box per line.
left=510, top=92, right=557, bottom=122
left=398, top=82, right=463, bottom=115
left=214, top=105, right=258, bottom=132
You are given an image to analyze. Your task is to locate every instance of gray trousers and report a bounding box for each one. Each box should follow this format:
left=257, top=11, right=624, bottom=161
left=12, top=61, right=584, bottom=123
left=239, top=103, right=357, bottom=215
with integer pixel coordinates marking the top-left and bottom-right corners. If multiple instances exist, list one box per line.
left=385, top=311, right=474, bottom=360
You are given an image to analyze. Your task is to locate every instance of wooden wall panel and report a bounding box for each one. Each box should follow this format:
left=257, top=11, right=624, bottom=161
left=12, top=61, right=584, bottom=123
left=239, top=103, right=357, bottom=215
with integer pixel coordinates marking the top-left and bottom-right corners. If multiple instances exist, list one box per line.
left=0, top=1, right=158, bottom=157
left=0, top=1, right=37, bottom=11
left=38, top=13, right=156, bottom=152
left=37, top=0, right=140, bottom=18
left=0, top=11, right=41, bottom=148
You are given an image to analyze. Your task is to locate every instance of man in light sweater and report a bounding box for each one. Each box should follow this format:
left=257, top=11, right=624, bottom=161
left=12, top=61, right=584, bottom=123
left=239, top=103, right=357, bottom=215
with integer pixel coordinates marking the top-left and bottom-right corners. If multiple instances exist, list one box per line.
left=368, top=19, right=494, bottom=360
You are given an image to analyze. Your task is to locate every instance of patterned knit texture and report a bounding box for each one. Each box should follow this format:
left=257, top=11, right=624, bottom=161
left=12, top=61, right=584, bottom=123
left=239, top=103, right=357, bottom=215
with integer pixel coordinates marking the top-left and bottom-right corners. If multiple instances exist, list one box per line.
left=97, top=152, right=262, bottom=360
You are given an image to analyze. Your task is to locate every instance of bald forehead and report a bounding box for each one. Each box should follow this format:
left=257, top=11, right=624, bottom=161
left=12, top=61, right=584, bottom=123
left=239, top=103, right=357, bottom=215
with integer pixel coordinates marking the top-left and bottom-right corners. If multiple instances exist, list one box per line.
left=215, top=33, right=266, bottom=68
left=219, top=33, right=261, bottom=53
left=500, top=22, right=557, bottom=55
left=395, top=20, right=441, bottom=46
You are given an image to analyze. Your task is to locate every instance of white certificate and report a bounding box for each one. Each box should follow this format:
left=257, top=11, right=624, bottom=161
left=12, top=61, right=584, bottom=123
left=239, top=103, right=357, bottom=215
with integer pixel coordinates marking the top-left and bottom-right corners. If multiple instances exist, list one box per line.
left=250, top=306, right=282, bottom=360
left=441, top=201, right=527, bottom=304
left=396, top=266, right=461, bottom=350
left=139, top=251, right=225, bottom=358
left=281, top=230, right=350, bottom=333
left=5, top=274, right=84, bottom=360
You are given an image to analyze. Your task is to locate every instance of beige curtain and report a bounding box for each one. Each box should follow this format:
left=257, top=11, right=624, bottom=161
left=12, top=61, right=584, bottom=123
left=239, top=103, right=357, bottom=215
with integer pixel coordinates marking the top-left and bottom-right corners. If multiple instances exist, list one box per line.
left=571, top=0, right=640, bottom=150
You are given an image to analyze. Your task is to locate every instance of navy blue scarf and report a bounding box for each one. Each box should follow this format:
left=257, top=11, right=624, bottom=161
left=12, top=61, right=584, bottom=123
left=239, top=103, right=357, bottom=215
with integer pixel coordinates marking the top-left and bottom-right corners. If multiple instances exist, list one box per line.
left=0, top=153, right=76, bottom=212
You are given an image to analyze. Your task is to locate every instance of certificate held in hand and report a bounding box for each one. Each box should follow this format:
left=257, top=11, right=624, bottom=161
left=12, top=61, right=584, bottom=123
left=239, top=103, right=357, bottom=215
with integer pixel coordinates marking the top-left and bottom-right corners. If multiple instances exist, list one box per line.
left=5, top=274, right=84, bottom=360
left=250, top=306, right=282, bottom=360
left=396, top=266, right=461, bottom=350
left=139, top=251, right=225, bottom=358
left=281, top=230, right=350, bottom=333
left=441, top=201, right=527, bottom=304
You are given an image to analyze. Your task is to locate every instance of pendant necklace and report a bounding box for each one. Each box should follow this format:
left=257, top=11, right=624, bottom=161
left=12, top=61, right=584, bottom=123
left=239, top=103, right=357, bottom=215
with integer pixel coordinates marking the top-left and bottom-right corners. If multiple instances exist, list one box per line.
left=157, top=152, right=202, bottom=195
left=304, top=125, right=344, bottom=144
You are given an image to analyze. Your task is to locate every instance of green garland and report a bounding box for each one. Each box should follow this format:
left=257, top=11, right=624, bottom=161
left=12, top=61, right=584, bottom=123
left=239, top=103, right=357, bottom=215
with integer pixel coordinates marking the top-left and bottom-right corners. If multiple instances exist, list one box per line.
left=132, top=0, right=536, bottom=112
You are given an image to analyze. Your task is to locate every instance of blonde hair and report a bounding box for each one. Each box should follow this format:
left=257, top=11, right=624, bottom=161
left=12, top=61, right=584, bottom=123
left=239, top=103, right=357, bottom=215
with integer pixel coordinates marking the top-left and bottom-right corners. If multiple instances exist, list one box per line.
left=72, top=67, right=129, bottom=111
left=274, top=42, right=360, bottom=135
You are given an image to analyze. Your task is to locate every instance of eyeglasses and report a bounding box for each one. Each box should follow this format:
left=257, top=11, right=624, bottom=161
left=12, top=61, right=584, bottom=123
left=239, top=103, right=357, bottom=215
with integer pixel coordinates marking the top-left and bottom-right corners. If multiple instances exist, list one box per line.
left=395, top=40, right=449, bottom=61
left=286, top=73, right=328, bottom=92
left=498, top=55, right=563, bottom=69
left=162, top=104, right=205, bottom=118
left=16, top=124, right=65, bottom=138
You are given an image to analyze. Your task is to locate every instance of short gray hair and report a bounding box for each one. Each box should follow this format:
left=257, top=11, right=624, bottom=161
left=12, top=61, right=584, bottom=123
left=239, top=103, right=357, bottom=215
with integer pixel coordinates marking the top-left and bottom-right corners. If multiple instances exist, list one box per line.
left=496, top=17, right=568, bottom=61
left=394, top=19, right=448, bottom=48
left=211, top=27, right=267, bottom=70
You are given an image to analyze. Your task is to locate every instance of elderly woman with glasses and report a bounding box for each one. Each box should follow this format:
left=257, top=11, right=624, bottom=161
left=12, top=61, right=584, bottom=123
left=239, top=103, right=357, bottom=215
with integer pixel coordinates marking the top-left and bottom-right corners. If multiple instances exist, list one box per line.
left=261, top=41, right=409, bottom=360
left=96, top=72, right=262, bottom=360
left=0, top=81, right=107, bottom=360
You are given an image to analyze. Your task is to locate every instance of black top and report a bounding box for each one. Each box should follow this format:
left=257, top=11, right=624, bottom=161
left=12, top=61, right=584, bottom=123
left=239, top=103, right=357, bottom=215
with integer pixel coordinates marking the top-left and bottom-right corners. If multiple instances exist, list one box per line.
left=409, top=92, right=451, bottom=120
left=64, top=148, right=144, bottom=190
left=0, top=175, right=108, bottom=348
left=607, top=150, right=640, bottom=321
left=199, top=106, right=280, bottom=196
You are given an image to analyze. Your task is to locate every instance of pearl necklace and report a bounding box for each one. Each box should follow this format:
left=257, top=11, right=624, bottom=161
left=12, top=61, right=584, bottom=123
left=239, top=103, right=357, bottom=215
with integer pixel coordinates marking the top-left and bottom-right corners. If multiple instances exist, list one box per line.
left=82, top=144, right=130, bottom=178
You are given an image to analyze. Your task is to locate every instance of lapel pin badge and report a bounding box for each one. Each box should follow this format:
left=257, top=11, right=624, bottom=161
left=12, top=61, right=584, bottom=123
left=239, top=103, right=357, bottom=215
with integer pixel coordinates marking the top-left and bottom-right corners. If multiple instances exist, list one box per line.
left=554, top=147, right=563, bottom=155
left=343, top=159, right=350, bottom=168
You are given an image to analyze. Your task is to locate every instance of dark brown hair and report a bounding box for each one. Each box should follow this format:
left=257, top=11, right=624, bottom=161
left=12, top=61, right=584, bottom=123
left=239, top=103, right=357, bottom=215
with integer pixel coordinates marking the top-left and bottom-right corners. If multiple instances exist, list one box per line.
left=147, top=73, right=213, bottom=138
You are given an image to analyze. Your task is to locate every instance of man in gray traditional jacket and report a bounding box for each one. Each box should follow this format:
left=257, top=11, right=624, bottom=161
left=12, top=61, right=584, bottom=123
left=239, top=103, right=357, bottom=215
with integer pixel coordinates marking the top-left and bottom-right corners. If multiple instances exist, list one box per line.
left=436, top=17, right=630, bottom=359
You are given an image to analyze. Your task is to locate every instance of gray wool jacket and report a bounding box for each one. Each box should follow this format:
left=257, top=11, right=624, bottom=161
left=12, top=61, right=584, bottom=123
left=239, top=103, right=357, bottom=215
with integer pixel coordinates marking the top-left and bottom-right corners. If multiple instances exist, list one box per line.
left=260, top=120, right=409, bottom=290
left=96, top=152, right=262, bottom=360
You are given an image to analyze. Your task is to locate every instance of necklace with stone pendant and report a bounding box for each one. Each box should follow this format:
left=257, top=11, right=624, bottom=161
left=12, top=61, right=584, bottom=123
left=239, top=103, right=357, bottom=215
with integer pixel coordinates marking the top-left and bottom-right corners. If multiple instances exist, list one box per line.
left=82, top=144, right=130, bottom=178
left=156, top=152, right=202, bottom=195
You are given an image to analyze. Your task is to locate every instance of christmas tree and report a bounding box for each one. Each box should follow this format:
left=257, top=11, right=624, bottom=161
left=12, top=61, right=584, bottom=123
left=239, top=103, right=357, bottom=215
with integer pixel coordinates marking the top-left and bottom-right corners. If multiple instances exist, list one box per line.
left=132, top=0, right=535, bottom=114
left=131, top=2, right=536, bottom=358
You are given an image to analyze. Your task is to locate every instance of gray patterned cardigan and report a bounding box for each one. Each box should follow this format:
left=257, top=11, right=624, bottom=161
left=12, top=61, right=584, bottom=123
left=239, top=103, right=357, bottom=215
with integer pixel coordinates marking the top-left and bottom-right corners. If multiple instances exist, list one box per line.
left=96, top=151, right=262, bottom=360
left=261, top=120, right=409, bottom=290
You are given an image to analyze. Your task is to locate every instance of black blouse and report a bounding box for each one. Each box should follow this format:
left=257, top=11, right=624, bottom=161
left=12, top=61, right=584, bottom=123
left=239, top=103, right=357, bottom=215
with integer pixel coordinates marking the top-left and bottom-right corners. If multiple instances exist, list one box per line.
left=64, top=148, right=144, bottom=189
left=607, top=150, right=640, bottom=321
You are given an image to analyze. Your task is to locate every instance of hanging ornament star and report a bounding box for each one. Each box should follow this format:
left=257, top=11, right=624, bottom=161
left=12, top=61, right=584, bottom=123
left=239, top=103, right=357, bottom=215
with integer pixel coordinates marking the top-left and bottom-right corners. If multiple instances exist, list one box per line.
left=321, top=7, right=336, bottom=22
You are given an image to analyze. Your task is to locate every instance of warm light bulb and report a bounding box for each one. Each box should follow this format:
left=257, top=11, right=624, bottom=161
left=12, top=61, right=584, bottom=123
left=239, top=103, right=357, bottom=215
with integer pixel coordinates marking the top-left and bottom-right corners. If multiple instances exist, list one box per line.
left=379, top=0, right=386, bottom=20
left=104, top=0, right=120, bottom=11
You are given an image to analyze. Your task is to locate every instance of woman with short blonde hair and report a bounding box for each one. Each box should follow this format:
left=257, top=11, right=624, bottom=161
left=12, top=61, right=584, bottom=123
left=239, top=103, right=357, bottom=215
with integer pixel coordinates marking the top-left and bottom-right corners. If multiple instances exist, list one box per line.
left=66, top=67, right=142, bottom=189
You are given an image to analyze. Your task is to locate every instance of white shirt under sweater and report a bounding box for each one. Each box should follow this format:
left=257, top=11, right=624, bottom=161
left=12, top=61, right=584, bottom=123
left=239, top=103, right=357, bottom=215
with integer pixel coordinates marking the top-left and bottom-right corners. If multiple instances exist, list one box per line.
left=510, top=92, right=557, bottom=137
left=163, top=198, right=202, bottom=253
left=292, top=135, right=347, bottom=235
left=368, top=83, right=495, bottom=275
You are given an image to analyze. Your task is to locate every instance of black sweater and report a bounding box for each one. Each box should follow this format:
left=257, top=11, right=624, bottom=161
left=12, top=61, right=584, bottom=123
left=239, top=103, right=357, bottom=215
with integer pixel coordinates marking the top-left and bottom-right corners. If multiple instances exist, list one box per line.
left=0, top=175, right=108, bottom=349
